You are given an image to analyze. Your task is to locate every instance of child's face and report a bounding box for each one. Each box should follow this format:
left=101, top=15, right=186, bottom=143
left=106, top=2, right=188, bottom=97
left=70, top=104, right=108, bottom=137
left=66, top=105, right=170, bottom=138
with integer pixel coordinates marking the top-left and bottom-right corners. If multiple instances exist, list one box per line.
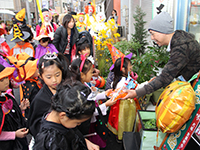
left=40, top=64, right=62, bottom=93
left=16, top=41, right=26, bottom=45
left=127, top=61, right=132, bottom=73
left=79, top=48, right=90, bottom=57
left=40, top=39, right=49, bottom=48
left=67, top=18, right=75, bottom=29
left=60, top=113, right=90, bottom=128
left=81, top=65, right=94, bottom=83
left=0, top=77, right=9, bottom=93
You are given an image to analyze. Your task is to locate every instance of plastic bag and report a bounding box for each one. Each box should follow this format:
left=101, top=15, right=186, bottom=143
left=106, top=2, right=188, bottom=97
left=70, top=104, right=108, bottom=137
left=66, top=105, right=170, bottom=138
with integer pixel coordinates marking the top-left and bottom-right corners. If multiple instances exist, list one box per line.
left=156, top=81, right=195, bottom=133
left=106, top=88, right=127, bottom=101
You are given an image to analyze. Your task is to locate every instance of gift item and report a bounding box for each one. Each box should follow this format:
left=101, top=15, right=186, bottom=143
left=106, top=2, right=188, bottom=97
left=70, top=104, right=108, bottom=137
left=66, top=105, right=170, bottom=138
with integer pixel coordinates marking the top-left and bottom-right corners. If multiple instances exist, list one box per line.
left=106, top=88, right=128, bottom=101
left=156, top=81, right=195, bottom=133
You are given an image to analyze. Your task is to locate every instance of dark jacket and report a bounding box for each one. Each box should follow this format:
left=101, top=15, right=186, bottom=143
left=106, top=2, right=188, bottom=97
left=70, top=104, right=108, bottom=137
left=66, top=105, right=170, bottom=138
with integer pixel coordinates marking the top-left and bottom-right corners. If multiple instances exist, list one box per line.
left=0, top=94, right=28, bottom=150
left=33, top=117, right=88, bottom=150
left=136, top=30, right=200, bottom=97
left=28, top=84, right=53, bottom=138
left=53, top=25, right=79, bottom=62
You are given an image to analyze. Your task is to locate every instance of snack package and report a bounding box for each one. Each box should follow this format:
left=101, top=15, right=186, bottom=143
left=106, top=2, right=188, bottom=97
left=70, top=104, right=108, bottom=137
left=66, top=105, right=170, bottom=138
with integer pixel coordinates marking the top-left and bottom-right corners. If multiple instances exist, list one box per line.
left=106, top=88, right=127, bottom=101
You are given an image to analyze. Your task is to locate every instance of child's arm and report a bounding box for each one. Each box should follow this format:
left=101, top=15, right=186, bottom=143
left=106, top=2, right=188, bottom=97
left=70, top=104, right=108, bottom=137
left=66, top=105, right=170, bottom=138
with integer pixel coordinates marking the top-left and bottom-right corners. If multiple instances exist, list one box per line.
left=0, top=128, right=28, bottom=141
left=93, top=89, right=116, bottom=117
left=0, top=131, right=15, bottom=140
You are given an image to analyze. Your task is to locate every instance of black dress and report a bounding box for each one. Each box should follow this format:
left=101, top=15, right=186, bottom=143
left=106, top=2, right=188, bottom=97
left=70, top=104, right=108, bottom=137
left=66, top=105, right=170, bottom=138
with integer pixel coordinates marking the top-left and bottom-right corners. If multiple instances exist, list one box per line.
left=33, top=117, right=88, bottom=150
left=0, top=94, right=28, bottom=150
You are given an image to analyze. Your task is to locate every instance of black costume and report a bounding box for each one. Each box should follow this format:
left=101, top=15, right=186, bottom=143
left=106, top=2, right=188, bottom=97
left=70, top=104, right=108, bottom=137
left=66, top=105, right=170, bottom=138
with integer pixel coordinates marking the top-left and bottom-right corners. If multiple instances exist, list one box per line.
left=28, top=84, right=53, bottom=138
left=0, top=93, right=28, bottom=150
left=28, top=83, right=91, bottom=138
left=33, top=116, right=88, bottom=150
left=22, top=78, right=41, bottom=118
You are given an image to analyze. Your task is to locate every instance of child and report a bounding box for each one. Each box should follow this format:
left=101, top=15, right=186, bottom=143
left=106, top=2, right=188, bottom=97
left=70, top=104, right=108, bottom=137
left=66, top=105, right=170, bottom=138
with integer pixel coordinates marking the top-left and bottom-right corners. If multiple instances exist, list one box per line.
left=33, top=80, right=97, bottom=150
left=76, top=38, right=104, bottom=88
left=7, top=23, right=34, bottom=57
left=16, top=52, right=41, bottom=118
left=0, top=64, right=29, bottom=149
left=71, top=57, right=116, bottom=147
left=28, top=53, right=70, bottom=138
left=71, top=57, right=116, bottom=115
left=108, top=57, right=149, bottom=141
left=35, top=25, right=58, bottom=60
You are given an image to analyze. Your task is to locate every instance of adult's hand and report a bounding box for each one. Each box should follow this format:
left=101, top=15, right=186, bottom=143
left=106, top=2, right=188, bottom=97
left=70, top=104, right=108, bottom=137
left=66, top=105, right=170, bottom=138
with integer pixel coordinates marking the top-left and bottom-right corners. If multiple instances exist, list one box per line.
left=122, top=89, right=137, bottom=100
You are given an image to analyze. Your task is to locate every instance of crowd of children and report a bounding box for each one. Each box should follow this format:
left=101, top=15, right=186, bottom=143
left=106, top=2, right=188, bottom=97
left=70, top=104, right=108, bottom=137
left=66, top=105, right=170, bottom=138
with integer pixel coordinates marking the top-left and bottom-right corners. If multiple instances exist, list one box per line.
left=0, top=8, right=148, bottom=150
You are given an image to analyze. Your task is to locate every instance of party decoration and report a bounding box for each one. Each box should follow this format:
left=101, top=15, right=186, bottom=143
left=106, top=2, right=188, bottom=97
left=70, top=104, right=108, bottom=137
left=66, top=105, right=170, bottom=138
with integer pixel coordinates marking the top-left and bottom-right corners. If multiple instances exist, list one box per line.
left=156, top=81, right=195, bottom=133
left=84, top=2, right=97, bottom=36
left=76, top=13, right=87, bottom=32
left=36, top=0, right=44, bottom=23
left=36, top=8, right=57, bottom=39
left=106, top=43, right=132, bottom=70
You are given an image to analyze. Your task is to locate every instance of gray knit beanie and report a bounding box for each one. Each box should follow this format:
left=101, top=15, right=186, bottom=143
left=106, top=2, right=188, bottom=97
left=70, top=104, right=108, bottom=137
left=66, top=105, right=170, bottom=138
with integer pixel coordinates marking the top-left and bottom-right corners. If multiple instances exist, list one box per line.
left=148, top=12, right=174, bottom=34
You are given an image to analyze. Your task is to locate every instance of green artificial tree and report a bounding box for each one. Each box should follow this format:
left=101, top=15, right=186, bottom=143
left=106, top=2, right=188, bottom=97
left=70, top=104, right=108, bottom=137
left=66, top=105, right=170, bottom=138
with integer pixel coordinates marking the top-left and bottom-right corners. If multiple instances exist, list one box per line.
left=132, top=6, right=148, bottom=56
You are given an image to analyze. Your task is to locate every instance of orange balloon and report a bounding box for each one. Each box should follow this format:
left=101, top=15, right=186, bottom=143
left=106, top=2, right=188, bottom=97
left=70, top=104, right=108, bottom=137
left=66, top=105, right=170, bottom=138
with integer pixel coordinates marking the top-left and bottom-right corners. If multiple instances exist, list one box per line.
left=156, top=81, right=195, bottom=133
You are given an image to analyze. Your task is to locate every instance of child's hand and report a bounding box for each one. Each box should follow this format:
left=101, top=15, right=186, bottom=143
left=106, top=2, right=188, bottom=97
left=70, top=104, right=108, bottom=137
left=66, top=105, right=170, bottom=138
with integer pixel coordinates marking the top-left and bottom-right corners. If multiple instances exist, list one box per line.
left=105, top=98, right=117, bottom=107
left=91, top=86, right=97, bottom=92
left=148, top=77, right=156, bottom=83
left=15, top=128, right=29, bottom=138
left=19, top=98, right=30, bottom=111
left=105, top=89, right=112, bottom=97
left=85, top=138, right=100, bottom=150
left=92, top=68, right=100, bottom=77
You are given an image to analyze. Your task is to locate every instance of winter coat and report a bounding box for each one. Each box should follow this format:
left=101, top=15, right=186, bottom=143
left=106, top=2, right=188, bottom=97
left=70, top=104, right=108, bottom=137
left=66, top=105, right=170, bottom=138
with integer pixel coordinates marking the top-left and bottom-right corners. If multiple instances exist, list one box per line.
left=136, top=30, right=200, bottom=98
left=52, top=25, right=79, bottom=62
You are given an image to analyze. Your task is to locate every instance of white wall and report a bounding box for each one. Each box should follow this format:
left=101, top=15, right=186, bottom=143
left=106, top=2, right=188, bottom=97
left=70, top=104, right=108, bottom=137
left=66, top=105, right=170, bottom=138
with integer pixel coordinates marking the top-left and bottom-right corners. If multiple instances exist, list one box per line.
left=127, top=0, right=176, bottom=45
left=120, top=0, right=129, bottom=38
left=0, top=0, right=14, bottom=10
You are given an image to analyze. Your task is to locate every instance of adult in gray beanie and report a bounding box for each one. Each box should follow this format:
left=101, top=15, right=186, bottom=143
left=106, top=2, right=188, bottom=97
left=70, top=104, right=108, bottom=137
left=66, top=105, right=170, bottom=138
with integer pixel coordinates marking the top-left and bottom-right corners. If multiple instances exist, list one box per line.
left=122, top=12, right=200, bottom=104
left=148, top=11, right=174, bottom=34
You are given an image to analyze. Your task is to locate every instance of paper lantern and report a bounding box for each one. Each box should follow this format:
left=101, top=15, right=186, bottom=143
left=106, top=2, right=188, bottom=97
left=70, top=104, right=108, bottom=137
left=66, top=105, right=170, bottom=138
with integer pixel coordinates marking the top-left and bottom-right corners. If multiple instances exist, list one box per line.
left=156, top=81, right=195, bottom=133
